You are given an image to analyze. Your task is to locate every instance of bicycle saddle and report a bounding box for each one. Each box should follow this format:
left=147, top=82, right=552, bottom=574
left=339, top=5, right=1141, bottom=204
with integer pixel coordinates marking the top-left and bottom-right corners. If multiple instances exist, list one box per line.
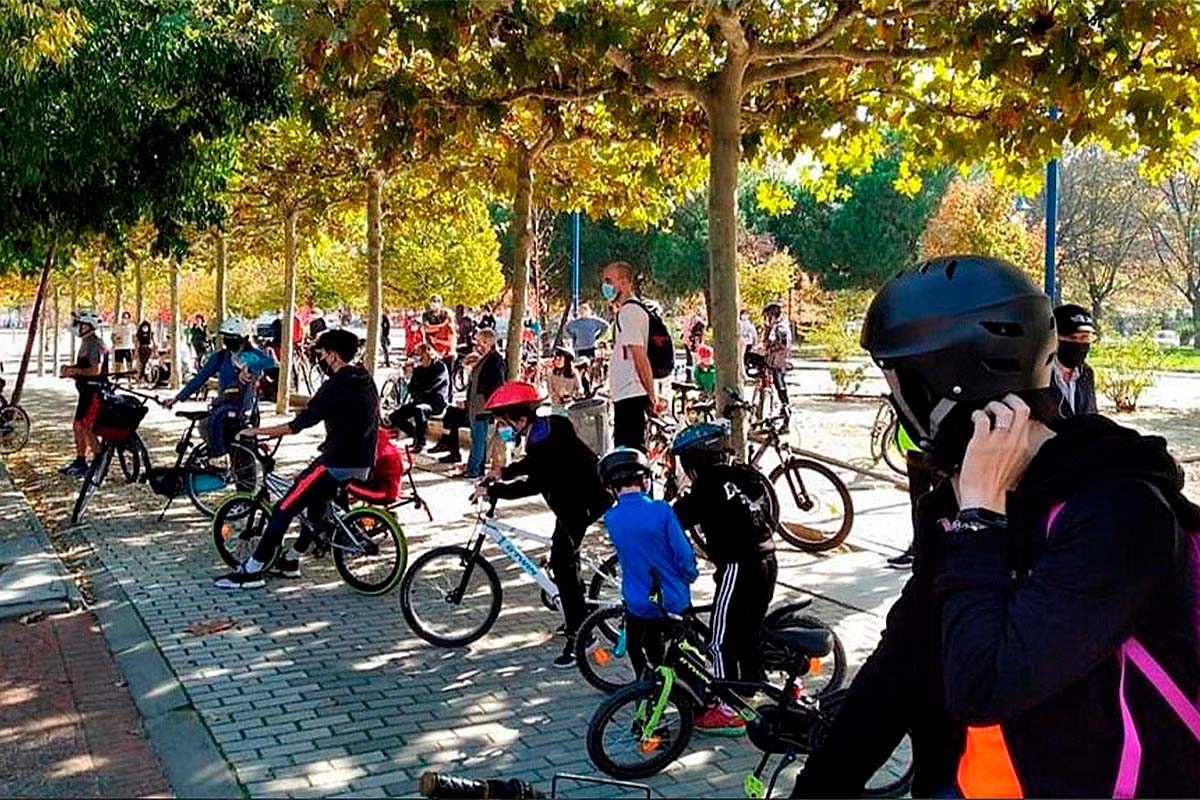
left=671, top=381, right=699, bottom=393
left=176, top=410, right=211, bottom=421
left=761, top=626, right=833, bottom=659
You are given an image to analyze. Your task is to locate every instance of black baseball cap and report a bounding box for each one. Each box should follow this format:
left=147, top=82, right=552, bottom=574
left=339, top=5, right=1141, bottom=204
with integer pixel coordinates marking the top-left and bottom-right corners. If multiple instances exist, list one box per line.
left=1053, top=304, right=1096, bottom=336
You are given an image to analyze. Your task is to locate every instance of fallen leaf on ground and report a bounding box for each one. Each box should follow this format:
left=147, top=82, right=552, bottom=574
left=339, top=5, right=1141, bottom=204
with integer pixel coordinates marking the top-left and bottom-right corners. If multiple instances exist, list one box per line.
left=187, top=619, right=237, bottom=637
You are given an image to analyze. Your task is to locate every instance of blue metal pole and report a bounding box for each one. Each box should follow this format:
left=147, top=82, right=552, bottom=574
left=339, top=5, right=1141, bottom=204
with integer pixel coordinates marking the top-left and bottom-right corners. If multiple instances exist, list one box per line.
left=1045, top=158, right=1059, bottom=304
left=572, top=211, right=581, bottom=313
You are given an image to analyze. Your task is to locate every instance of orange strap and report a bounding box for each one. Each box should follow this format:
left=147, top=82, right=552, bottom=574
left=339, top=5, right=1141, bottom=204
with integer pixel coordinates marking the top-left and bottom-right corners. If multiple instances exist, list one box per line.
left=958, top=725, right=1024, bottom=798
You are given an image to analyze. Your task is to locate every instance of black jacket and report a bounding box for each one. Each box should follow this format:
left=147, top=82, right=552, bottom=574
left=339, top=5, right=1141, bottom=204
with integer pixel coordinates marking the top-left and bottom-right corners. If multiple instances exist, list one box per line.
left=288, top=364, right=379, bottom=470
left=794, top=415, right=1200, bottom=798
left=672, top=464, right=776, bottom=564
left=488, top=415, right=611, bottom=527
left=409, top=360, right=449, bottom=415
left=1048, top=362, right=1098, bottom=418
left=468, top=350, right=505, bottom=420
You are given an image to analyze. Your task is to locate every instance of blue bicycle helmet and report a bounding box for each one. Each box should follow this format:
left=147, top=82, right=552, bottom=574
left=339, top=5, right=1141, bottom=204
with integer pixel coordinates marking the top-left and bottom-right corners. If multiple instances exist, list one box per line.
left=670, top=421, right=730, bottom=455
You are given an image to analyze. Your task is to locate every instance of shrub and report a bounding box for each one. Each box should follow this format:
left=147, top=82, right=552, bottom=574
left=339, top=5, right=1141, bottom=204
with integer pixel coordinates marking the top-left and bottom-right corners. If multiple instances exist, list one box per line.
left=806, top=289, right=872, bottom=361
left=829, top=364, right=867, bottom=399
left=1093, top=334, right=1163, bottom=412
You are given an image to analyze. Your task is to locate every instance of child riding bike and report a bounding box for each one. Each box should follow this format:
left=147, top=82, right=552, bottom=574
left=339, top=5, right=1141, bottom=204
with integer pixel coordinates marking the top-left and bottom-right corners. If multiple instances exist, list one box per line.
left=472, top=381, right=612, bottom=668
left=597, top=447, right=698, bottom=680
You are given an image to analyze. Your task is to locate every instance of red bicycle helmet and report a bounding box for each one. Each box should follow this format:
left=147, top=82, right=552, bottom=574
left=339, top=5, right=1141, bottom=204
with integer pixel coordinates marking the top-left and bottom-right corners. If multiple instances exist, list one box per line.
left=485, top=381, right=545, bottom=414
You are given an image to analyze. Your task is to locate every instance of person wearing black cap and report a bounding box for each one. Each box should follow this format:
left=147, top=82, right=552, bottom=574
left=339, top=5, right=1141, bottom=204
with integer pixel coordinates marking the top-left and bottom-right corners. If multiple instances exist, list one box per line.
left=1049, top=303, right=1098, bottom=418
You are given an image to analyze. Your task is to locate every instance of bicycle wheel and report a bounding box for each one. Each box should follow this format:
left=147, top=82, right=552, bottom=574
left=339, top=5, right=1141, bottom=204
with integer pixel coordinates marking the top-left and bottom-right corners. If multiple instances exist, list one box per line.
left=71, top=446, right=113, bottom=525
left=453, top=362, right=467, bottom=392
left=399, top=546, right=502, bottom=647
left=185, top=441, right=262, bottom=518
left=586, top=678, right=694, bottom=780
left=380, top=377, right=401, bottom=417
left=881, top=420, right=907, bottom=476
left=212, top=493, right=273, bottom=569
left=815, top=689, right=914, bottom=797
left=116, top=434, right=147, bottom=484
left=587, top=554, right=621, bottom=609
left=869, top=401, right=893, bottom=463
left=0, top=405, right=31, bottom=453
left=332, top=507, right=408, bottom=595
left=771, top=459, right=854, bottom=552
left=576, top=606, right=639, bottom=693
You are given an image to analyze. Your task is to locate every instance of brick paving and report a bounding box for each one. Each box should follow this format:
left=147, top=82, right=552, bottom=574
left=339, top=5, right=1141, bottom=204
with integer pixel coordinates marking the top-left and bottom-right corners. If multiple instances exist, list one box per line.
left=7, top=377, right=918, bottom=798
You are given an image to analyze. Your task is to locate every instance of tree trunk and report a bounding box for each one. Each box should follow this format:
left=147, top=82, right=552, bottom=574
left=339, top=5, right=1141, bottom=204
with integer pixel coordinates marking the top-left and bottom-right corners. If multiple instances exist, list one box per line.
left=134, top=260, right=144, bottom=323
left=52, top=286, right=61, bottom=375
left=36, top=288, right=47, bottom=376
left=114, top=269, right=124, bottom=324
left=1193, top=296, right=1200, bottom=351
left=12, top=244, right=56, bottom=406
left=277, top=207, right=299, bottom=415
left=1090, top=295, right=1103, bottom=332
left=90, top=260, right=100, bottom=309
left=365, top=169, right=384, bottom=375
left=215, top=230, right=228, bottom=328
left=707, top=70, right=748, bottom=455
left=505, top=146, right=535, bottom=380
left=69, top=271, right=79, bottom=354
left=169, top=258, right=182, bottom=390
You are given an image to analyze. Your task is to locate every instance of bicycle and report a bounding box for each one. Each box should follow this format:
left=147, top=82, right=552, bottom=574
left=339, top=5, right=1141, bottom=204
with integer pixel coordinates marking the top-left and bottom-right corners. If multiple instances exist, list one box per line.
left=869, top=397, right=906, bottom=476
left=70, top=378, right=152, bottom=525
left=399, top=495, right=621, bottom=648
left=744, top=351, right=782, bottom=422
left=575, top=598, right=846, bottom=698
left=725, top=392, right=854, bottom=553
left=585, top=605, right=913, bottom=796
left=379, top=370, right=411, bottom=419
left=211, top=442, right=408, bottom=595
left=669, top=381, right=717, bottom=424
left=0, top=373, right=31, bottom=454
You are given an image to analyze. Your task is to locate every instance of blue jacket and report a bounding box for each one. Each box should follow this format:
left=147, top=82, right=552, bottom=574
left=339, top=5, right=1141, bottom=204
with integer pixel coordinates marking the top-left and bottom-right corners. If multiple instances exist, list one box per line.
left=604, top=491, right=698, bottom=618
left=176, top=346, right=275, bottom=413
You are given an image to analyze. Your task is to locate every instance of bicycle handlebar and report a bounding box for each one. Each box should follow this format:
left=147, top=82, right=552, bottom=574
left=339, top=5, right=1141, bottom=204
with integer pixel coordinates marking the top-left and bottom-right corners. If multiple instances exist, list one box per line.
left=419, top=772, right=544, bottom=799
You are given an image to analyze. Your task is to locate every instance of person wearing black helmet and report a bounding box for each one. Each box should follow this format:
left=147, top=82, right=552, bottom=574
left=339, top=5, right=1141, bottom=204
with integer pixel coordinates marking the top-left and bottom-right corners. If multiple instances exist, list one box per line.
left=599, top=447, right=699, bottom=680
left=670, top=421, right=778, bottom=736
left=473, top=381, right=612, bottom=668
left=216, top=328, right=379, bottom=589
left=792, top=255, right=1200, bottom=798
left=1049, top=303, right=1098, bottom=418
left=762, top=301, right=791, bottom=415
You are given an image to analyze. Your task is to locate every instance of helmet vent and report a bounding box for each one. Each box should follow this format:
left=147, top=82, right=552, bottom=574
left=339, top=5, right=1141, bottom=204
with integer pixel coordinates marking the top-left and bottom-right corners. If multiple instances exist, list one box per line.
left=918, top=261, right=932, bottom=274
left=981, top=321, right=1024, bottom=337
left=982, top=357, right=1020, bottom=373
left=944, top=260, right=958, bottom=279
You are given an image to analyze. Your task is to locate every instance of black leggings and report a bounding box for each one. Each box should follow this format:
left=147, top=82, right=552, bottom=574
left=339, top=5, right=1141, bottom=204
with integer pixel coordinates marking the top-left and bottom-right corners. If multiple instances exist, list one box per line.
left=709, top=557, right=777, bottom=682
left=613, top=395, right=649, bottom=452
left=771, top=367, right=789, bottom=408
left=626, top=614, right=670, bottom=679
left=551, top=515, right=591, bottom=636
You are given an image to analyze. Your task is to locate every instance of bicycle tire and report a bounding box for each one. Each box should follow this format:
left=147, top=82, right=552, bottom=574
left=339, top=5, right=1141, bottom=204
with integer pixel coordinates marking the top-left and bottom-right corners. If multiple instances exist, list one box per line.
left=71, top=445, right=112, bottom=525
left=881, top=420, right=907, bottom=476
left=586, top=678, right=694, bottom=780
left=116, top=434, right=147, bottom=484
left=184, top=441, right=262, bottom=518
left=400, top=546, right=502, bottom=648
left=211, top=493, right=274, bottom=568
left=333, top=507, right=408, bottom=595
left=816, top=689, right=914, bottom=797
left=869, top=401, right=893, bottom=463
left=0, top=405, right=31, bottom=453
left=575, top=606, right=637, bottom=693
left=770, top=459, right=854, bottom=552
left=453, top=363, right=467, bottom=393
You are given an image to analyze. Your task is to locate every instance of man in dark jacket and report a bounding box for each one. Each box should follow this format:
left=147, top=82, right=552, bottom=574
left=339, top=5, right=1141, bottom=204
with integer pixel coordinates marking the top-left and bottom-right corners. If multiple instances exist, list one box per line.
left=1048, top=303, right=1098, bottom=418
left=793, top=256, right=1199, bottom=798
left=216, top=329, right=380, bottom=589
left=476, top=381, right=612, bottom=669
left=388, top=343, right=448, bottom=452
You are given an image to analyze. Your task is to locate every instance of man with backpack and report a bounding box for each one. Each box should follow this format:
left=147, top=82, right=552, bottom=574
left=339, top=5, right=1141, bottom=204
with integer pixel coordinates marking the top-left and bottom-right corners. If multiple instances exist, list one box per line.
left=792, top=255, right=1200, bottom=798
left=603, top=261, right=673, bottom=451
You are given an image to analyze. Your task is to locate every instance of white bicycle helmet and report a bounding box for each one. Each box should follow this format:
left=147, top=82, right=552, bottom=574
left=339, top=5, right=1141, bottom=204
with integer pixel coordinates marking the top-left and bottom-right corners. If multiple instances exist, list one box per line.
left=218, top=315, right=252, bottom=338
left=72, top=308, right=101, bottom=328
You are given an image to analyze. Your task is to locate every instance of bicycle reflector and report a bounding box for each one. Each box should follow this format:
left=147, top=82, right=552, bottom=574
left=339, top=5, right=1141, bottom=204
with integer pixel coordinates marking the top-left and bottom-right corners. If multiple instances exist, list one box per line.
left=809, top=657, right=821, bottom=675
left=639, top=736, right=663, bottom=754
left=592, top=648, right=612, bottom=667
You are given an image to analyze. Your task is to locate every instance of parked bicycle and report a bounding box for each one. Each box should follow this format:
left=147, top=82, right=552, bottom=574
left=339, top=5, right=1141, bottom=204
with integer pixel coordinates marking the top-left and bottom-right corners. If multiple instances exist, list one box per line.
left=211, top=440, right=408, bottom=595
left=575, top=598, right=846, bottom=698
left=399, top=495, right=620, bottom=648
left=0, top=373, right=31, bottom=454
left=70, top=377, right=152, bottom=525
left=379, top=370, right=410, bottom=419
left=869, top=397, right=906, bottom=476
left=585, top=600, right=912, bottom=797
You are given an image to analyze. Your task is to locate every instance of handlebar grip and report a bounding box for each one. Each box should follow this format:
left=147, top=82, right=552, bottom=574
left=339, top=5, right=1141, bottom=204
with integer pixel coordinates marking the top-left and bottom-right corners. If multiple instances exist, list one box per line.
left=419, top=772, right=545, bottom=799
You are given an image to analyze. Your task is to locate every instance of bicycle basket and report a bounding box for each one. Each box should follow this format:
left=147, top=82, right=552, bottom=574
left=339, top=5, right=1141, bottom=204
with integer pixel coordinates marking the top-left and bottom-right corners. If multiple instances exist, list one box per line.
left=93, top=392, right=147, bottom=442
left=146, top=466, right=183, bottom=498
left=743, top=350, right=767, bottom=377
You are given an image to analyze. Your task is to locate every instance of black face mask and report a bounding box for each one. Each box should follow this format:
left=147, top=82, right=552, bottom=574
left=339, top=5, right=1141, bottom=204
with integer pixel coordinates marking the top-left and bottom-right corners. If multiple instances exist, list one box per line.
left=1057, top=340, right=1090, bottom=369
left=316, top=357, right=334, bottom=377
left=223, top=336, right=243, bottom=351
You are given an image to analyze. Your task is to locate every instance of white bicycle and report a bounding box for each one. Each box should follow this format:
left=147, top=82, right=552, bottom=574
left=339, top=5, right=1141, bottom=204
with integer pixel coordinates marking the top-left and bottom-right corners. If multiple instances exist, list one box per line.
left=399, top=495, right=620, bottom=648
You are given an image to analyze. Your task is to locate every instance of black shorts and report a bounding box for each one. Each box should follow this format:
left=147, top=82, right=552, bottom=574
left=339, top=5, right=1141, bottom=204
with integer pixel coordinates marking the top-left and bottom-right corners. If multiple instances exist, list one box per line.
left=74, top=388, right=101, bottom=424
left=114, top=348, right=133, bottom=366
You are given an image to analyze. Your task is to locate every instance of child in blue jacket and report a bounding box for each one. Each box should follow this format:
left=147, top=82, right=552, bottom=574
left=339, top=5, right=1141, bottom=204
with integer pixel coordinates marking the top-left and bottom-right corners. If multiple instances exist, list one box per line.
left=598, top=447, right=698, bottom=678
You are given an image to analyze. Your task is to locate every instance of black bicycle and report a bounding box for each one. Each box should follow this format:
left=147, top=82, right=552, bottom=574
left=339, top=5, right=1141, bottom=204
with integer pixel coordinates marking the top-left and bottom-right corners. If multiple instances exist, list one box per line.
left=585, top=603, right=913, bottom=797
left=0, top=373, right=31, bottom=453
left=71, top=378, right=152, bottom=525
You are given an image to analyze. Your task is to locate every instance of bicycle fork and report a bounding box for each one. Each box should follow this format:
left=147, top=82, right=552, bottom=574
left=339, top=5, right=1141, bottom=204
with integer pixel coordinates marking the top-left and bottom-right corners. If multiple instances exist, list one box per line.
left=632, top=666, right=677, bottom=754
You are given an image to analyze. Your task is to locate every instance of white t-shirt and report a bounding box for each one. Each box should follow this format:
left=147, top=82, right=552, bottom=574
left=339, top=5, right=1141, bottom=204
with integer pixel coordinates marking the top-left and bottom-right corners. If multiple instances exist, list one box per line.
left=112, top=322, right=134, bottom=350
left=611, top=300, right=649, bottom=401
left=738, top=317, right=757, bottom=347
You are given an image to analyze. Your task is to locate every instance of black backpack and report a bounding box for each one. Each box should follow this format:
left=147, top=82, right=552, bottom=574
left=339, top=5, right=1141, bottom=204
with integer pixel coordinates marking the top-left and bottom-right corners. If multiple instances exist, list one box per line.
left=617, top=298, right=675, bottom=379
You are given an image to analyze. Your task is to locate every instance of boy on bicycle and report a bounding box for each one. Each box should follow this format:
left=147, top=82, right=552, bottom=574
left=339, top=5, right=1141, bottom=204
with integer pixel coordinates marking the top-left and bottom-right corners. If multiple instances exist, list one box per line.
left=163, top=316, right=274, bottom=464
left=215, top=329, right=378, bottom=589
left=670, top=421, right=778, bottom=736
left=598, top=447, right=698, bottom=679
left=471, top=381, right=612, bottom=668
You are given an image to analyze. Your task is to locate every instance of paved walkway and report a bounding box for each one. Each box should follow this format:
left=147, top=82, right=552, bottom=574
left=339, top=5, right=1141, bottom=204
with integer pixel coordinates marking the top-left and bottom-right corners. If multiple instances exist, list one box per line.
left=7, top=377, right=921, bottom=798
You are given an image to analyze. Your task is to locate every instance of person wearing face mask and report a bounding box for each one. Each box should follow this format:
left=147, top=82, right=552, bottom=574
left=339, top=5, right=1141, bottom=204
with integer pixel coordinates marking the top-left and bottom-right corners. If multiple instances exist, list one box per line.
left=163, top=316, right=274, bottom=463
left=472, top=380, right=612, bottom=669
left=58, top=309, right=108, bottom=478
left=1048, top=303, right=1098, bottom=418
left=217, top=329, right=379, bottom=589
left=603, top=261, right=660, bottom=451
left=791, top=255, right=1200, bottom=798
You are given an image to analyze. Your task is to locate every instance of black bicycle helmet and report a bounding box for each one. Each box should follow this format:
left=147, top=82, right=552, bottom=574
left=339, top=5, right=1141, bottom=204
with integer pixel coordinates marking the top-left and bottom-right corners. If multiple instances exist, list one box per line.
left=763, top=301, right=783, bottom=317
left=860, top=254, right=1055, bottom=468
left=598, top=447, right=652, bottom=486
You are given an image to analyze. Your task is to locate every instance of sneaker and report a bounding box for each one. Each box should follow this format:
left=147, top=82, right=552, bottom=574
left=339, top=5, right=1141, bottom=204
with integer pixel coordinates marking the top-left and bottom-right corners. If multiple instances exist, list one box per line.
left=428, top=437, right=452, bottom=454
left=214, top=566, right=266, bottom=590
left=59, top=458, right=86, bottom=476
left=553, top=639, right=577, bottom=669
left=887, top=548, right=914, bottom=569
left=438, top=451, right=462, bottom=465
left=694, top=705, right=746, bottom=736
left=270, top=557, right=301, bottom=579
left=411, top=439, right=425, bottom=454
